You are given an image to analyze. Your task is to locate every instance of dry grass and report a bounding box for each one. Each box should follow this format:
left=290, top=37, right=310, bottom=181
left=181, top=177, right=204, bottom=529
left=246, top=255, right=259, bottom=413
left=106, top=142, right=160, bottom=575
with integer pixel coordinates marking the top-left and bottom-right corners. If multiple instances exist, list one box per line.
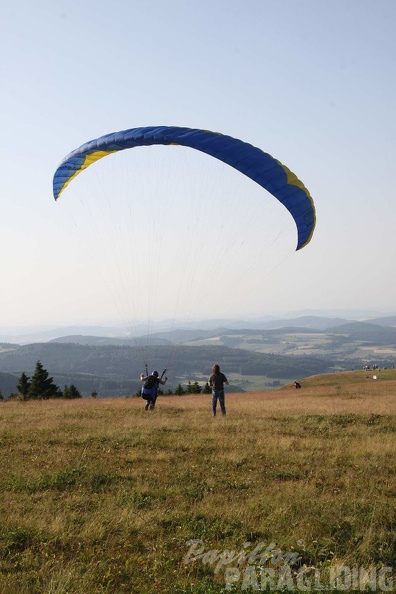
left=0, top=375, right=395, bottom=593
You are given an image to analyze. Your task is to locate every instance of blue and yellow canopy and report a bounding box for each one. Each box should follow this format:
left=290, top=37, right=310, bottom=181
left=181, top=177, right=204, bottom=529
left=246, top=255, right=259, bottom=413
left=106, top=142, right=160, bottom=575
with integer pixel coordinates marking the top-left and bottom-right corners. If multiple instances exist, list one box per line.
left=53, top=126, right=315, bottom=250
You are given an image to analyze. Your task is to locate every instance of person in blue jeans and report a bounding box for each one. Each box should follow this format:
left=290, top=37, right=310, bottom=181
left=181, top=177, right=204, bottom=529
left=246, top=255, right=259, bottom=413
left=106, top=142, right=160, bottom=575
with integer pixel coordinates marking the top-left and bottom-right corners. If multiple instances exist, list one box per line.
left=140, top=371, right=168, bottom=410
left=209, top=364, right=229, bottom=416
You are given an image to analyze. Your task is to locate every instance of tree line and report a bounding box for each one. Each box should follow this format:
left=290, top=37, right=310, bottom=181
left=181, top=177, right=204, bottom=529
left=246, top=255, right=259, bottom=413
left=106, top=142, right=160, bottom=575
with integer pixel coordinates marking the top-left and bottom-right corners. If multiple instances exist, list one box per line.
left=13, top=360, right=83, bottom=400
left=135, top=380, right=212, bottom=397
left=4, top=360, right=212, bottom=401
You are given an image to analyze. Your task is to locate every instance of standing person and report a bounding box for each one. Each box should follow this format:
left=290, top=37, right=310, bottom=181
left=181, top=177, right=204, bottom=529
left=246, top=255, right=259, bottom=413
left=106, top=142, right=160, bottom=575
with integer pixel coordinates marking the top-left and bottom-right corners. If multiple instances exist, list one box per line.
left=209, top=364, right=229, bottom=417
left=140, top=370, right=168, bottom=411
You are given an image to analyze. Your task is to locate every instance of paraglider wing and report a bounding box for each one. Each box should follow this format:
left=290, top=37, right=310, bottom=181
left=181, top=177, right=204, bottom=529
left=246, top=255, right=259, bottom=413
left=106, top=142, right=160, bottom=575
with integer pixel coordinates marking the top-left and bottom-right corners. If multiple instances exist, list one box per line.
left=53, top=126, right=315, bottom=250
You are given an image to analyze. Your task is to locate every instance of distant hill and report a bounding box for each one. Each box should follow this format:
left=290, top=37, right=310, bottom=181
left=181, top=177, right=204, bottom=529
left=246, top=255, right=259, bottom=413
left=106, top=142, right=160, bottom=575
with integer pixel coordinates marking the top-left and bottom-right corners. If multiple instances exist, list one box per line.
left=3, top=314, right=396, bottom=345
left=259, top=316, right=351, bottom=330
left=50, top=335, right=171, bottom=346
left=1, top=314, right=396, bottom=399
left=133, top=328, right=225, bottom=344
left=326, top=322, right=396, bottom=344
left=50, top=325, right=329, bottom=348
left=0, top=343, right=335, bottom=397
left=0, top=343, right=333, bottom=378
left=262, top=326, right=324, bottom=335
left=0, top=343, right=20, bottom=351
left=3, top=316, right=396, bottom=398
left=368, top=316, right=396, bottom=327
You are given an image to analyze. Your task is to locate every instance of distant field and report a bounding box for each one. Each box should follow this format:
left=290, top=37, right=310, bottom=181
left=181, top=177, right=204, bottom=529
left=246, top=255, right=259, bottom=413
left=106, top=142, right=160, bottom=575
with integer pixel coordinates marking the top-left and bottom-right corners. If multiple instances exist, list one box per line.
left=0, top=373, right=395, bottom=593
left=185, top=330, right=396, bottom=360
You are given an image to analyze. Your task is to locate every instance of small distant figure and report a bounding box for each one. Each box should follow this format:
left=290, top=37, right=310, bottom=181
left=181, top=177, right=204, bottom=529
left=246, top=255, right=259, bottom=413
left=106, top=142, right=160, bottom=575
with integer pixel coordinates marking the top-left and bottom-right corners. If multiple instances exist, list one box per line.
left=209, top=364, right=229, bottom=416
left=140, top=370, right=167, bottom=411
left=294, top=381, right=301, bottom=389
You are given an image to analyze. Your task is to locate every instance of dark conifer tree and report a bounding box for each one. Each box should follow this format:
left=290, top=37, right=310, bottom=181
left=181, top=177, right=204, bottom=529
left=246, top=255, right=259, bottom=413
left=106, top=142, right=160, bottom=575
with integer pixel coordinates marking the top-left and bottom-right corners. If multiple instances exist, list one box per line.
left=17, top=372, right=31, bottom=400
left=192, top=381, right=202, bottom=394
left=63, top=384, right=82, bottom=399
left=27, top=361, right=61, bottom=400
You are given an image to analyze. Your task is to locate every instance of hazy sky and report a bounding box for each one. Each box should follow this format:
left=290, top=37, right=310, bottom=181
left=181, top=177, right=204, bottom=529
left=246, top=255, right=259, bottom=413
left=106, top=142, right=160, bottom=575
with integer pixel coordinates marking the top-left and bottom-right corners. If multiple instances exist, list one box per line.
left=1, top=0, right=395, bottom=330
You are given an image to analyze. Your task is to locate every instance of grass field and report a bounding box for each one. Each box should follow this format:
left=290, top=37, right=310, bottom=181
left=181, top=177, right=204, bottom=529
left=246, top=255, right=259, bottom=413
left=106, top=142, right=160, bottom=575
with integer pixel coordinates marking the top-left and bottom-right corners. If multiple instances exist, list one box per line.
left=0, top=373, right=395, bottom=593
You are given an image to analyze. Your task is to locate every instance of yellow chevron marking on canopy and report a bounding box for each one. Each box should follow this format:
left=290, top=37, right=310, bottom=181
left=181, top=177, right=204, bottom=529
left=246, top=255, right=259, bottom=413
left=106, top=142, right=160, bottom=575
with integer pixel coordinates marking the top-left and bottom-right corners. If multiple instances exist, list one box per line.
left=58, top=150, right=118, bottom=198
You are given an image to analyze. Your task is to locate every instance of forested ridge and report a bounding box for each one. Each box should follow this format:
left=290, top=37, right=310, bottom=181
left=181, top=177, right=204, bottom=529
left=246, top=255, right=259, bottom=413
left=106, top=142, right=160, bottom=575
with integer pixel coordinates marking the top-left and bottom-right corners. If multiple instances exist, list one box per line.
left=0, top=343, right=334, bottom=397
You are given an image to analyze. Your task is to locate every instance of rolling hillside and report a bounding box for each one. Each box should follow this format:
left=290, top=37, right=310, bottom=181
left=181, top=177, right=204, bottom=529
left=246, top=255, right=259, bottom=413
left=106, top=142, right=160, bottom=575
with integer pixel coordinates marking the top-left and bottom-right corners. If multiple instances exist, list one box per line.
left=1, top=315, right=395, bottom=398
left=0, top=343, right=334, bottom=398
